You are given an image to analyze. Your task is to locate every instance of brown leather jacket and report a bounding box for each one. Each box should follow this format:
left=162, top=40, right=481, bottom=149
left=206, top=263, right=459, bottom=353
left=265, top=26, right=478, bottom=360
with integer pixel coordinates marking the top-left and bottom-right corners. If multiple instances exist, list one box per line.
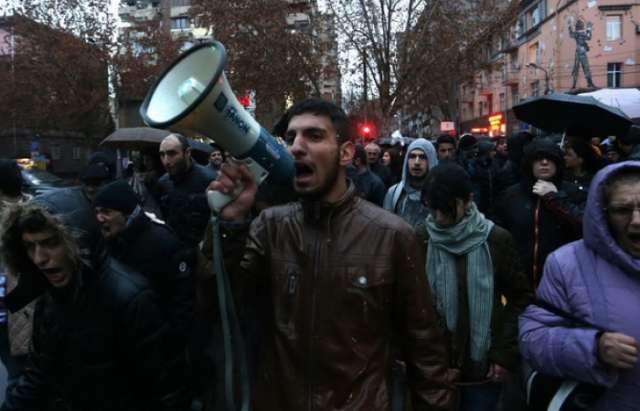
left=224, top=185, right=455, bottom=411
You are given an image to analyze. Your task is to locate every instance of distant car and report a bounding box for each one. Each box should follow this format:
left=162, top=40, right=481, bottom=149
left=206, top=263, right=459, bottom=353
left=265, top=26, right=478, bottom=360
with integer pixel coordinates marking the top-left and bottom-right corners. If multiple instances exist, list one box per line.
left=21, top=169, right=75, bottom=196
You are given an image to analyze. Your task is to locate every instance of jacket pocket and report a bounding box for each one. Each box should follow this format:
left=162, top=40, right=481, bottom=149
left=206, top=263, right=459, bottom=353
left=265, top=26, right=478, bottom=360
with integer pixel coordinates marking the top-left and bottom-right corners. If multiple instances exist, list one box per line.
left=343, top=266, right=393, bottom=334
left=273, top=266, right=302, bottom=339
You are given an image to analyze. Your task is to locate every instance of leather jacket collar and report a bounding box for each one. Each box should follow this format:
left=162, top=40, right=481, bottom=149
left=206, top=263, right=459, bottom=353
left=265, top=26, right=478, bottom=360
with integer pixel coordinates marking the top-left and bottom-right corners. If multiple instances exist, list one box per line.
left=301, top=180, right=356, bottom=226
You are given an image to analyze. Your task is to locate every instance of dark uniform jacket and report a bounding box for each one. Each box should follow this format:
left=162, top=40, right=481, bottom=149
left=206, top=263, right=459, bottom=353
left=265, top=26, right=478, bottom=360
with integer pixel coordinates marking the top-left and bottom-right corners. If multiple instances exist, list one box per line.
left=222, top=184, right=455, bottom=411
left=3, top=258, right=191, bottom=411
left=155, top=163, right=216, bottom=247
left=106, top=209, right=195, bottom=339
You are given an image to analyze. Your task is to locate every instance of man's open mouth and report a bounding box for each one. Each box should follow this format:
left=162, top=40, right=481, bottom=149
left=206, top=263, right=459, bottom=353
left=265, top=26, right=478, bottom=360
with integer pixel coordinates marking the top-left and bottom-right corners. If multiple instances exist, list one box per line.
left=295, top=162, right=314, bottom=177
left=628, top=233, right=640, bottom=243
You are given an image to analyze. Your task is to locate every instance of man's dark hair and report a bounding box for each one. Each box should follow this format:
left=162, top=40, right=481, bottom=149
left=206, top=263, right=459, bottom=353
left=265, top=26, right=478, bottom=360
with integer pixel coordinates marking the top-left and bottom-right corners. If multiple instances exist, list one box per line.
left=495, top=136, right=507, bottom=145
left=353, top=144, right=367, bottom=166
left=284, top=99, right=352, bottom=144
left=564, top=137, right=603, bottom=175
left=436, top=135, right=456, bottom=147
left=0, top=203, right=81, bottom=279
left=423, top=163, right=473, bottom=216
left=618, top=125, right=640, bottom=146
left=0, top=159, right=24, bottom=198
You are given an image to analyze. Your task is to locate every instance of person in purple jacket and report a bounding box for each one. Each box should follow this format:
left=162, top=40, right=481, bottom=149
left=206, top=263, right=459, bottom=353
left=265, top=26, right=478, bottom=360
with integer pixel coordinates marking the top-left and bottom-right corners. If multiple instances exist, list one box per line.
left=519, top=161, right=640, bottom=410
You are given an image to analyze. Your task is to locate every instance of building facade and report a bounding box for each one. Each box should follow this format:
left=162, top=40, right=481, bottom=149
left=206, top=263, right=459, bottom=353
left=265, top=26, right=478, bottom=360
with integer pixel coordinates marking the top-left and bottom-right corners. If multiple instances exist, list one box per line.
left=117, top=0, right=341, bottom=126
left=458, top=0, right=640, bottom=136
left=0, top=16, right=109, bottom=175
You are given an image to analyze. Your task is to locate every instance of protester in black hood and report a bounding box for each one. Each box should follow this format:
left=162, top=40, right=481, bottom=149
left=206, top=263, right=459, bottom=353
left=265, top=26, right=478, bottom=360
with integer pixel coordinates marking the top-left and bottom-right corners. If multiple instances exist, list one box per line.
left=495, top=138, right=585, bottom=289
left=494, top=131, right=534, bottom=190
left=562, top=136, right=604, bottom=194
left=0, top=199, right=191, bottom=410
left=617, top=125, right=640, bottom=161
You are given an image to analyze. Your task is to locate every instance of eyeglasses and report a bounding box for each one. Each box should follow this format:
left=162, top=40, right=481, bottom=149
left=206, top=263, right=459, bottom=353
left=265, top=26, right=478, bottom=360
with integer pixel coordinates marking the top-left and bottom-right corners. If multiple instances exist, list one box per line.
left=605, top=204, right=640, bottom=219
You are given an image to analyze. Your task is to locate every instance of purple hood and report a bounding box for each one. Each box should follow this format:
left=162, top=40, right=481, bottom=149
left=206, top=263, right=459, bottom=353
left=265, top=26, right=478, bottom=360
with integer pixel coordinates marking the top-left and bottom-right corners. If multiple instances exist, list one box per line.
left=584, top=161, right=640, bottom=274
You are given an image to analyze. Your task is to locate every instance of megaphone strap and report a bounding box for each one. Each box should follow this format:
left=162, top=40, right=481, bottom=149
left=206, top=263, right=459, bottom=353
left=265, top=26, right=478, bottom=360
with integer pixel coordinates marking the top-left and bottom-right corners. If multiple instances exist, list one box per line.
left=211, top=215, right=252, bottom=411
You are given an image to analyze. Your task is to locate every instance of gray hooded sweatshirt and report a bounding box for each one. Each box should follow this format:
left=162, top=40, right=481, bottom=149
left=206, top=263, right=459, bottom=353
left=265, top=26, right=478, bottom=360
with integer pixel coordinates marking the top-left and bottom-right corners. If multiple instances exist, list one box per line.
left=383, top=138, right=438, bottom=226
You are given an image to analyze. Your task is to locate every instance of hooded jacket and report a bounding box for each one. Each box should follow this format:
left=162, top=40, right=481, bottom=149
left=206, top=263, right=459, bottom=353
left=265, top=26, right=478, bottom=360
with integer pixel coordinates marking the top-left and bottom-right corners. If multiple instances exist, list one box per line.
left=0, top=202, right=191, bottom=411
left=519, top=161, right=640, bottom=411
left=383, top=139, right=438, bottom=226
left=495, top=139, right=585, bottom=288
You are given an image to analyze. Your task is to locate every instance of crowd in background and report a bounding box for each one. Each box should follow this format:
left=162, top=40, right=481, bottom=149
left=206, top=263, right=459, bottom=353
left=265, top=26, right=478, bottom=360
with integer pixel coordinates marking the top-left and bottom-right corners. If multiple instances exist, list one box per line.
left=0, top=97, right=638, bottom=411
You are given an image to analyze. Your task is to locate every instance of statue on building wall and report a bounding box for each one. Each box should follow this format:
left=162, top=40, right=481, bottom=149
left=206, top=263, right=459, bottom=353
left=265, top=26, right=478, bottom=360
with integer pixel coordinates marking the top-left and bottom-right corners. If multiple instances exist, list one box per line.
left=568, top=19, right=596, bottom=89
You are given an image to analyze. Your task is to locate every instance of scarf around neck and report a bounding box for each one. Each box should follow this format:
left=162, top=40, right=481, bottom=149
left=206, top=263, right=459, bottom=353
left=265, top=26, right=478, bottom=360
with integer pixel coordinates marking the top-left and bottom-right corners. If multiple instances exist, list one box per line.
left=425, top=203, right=494, bottom=362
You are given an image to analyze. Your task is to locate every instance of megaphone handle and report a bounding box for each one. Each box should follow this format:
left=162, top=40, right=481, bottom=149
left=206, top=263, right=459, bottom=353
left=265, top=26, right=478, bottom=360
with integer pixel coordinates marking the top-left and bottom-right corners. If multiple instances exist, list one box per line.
left=207, top=157, right=269, bottom=214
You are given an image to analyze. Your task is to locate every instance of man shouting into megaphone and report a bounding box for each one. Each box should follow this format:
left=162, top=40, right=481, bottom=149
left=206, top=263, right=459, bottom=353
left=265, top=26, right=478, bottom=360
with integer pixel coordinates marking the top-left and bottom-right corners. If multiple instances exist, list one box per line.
left=207, top=98, right=456, bottom=411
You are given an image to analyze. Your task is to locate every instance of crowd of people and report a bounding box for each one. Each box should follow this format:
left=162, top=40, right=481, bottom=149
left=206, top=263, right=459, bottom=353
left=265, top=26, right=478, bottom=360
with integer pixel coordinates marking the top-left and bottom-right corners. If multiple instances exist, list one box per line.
left=0, top=98, right=638, bottom=411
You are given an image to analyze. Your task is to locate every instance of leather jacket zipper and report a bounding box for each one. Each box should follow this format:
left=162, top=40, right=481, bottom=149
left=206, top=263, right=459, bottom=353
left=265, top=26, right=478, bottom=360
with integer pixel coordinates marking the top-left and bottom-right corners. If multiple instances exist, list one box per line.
left=306, top=227, right=322, bottom=411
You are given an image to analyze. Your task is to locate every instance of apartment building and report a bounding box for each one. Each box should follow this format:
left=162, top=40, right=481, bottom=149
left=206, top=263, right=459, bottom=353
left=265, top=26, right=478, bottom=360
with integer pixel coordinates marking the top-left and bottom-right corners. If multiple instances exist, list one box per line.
left=117, top=0, right=341, bottom=126
left=458, top=0, right=640, bottom=136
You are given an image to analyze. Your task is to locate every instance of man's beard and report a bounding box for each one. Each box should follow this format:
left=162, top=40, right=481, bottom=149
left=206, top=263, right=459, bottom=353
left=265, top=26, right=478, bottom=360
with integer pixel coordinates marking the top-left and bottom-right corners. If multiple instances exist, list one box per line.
left=407, top=171, right=427, bottom=188
left=297, top=155, right=342, bottom=202
left=170, top=157, right=189, bottom=176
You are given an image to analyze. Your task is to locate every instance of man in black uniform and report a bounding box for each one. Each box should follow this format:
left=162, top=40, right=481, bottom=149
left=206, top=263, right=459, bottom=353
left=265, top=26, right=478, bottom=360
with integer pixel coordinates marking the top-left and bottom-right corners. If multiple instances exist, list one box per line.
left=155, top=133, right=216, bottom=247
left=94, top=179, right=195, bottom=338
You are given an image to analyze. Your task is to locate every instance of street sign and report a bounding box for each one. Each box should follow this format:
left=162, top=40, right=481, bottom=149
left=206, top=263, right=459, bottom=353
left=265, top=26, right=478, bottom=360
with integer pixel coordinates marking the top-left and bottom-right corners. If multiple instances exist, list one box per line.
left=440, top=121, right=455, bottom=132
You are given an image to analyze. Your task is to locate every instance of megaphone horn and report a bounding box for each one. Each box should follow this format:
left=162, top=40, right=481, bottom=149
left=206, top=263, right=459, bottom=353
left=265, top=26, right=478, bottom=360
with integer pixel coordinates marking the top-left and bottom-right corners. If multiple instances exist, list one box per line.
left=139, top=41, right=294, bottom=212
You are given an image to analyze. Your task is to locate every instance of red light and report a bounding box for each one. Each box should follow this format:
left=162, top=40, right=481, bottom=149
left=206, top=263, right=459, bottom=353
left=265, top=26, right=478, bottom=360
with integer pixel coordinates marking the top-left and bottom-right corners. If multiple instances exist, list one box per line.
left=237, top=95, right=251, bottom=107
left=362, top=126, right=371, bottom=134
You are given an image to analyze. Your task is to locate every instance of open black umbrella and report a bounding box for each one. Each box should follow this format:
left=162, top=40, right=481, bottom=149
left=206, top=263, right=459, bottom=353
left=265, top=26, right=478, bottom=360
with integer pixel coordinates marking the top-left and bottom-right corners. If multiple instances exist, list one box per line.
left=101, top=127, right=213, bottom=155
left=513, top=93, right=633, bottom=138
left=101, top=127, right=172, bottom=149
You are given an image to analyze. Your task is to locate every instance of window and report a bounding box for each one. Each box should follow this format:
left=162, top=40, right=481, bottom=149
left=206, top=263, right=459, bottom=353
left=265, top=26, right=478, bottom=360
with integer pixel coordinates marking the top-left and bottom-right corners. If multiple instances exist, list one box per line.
left=171, top=16, right=190, bottom=30
left=532, top=7, right=540, bottom=26
left=511, top=87, right=519, bottom=106
left=72, top=146, right=81, bottom=160
left=51, top=145, right=61, bottom=161
left=607, top=63, right=622, bottom=88
left=172, top=0, right=191, bottom=5
left=500, top=93, right=506, bottom=111
left=531, top=80, right=540, bottom=97
left=528, top=42, right=539, bottom=64
left=606, top=16, right=622, bottom=41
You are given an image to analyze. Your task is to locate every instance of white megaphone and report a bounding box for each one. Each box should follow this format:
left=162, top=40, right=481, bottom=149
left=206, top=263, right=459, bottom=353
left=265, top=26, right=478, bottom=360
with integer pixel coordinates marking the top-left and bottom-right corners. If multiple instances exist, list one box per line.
left=139, top=41, right=294, bottom=212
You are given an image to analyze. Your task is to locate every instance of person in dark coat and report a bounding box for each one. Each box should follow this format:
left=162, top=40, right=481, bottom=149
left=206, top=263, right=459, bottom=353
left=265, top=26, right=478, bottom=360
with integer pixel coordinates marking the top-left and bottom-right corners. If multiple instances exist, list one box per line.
left=365, top=142, right=394, bottom=187
left=348, top=144, right=386, bottom=206
left=94, top=180, right=195, bottom=340
left=422, top=163, right=532, bottom=411
left=562, top=136, right=604, bottom=196
left=155, top=133, right=217, bottom=247
left=494, top=131, right=534, bottom=192
left=495, top=138, right=585, bottom=289
left=0, top=200, right=191, bottom=411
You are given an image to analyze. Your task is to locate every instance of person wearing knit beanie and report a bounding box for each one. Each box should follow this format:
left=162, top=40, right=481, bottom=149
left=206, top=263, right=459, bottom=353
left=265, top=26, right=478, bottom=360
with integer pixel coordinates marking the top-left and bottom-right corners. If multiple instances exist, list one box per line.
left=94, top=180, right=139, bottom=240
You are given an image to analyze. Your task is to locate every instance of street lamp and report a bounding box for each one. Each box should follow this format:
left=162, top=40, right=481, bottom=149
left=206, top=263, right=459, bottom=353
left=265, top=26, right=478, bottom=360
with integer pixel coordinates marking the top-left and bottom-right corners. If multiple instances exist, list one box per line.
left=527, top=63, right=552, bottom=95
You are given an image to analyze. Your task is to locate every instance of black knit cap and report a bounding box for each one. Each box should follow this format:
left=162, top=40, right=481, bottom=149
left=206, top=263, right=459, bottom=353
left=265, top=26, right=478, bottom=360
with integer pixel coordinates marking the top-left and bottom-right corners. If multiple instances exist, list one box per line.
left=458, top=134, right=478, bottom=151
left=94, top=180, right=138, bottom=215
